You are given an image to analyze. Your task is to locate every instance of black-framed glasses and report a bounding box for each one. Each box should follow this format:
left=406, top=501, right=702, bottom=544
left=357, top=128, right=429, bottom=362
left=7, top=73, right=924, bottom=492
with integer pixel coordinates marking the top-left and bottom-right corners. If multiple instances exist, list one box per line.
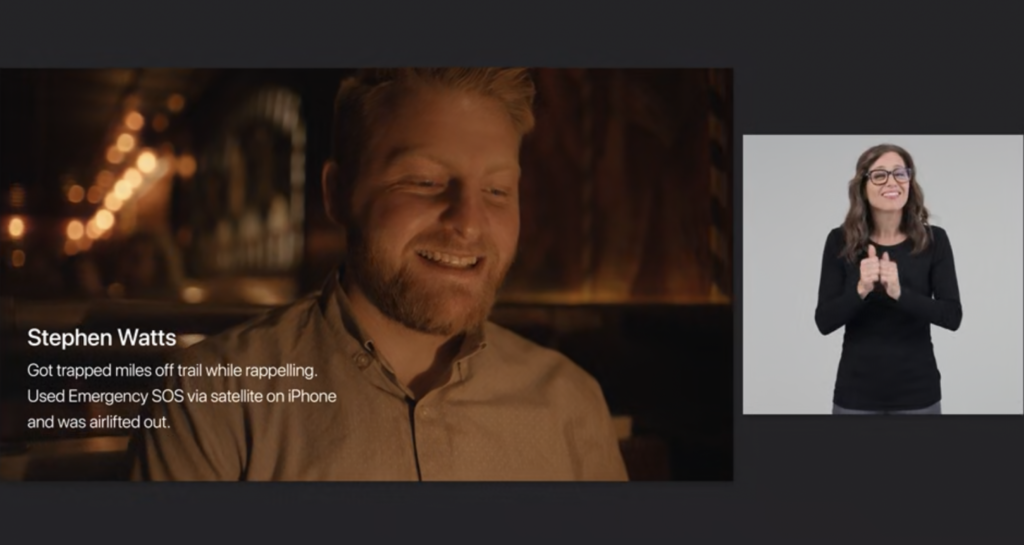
left=865, top=167, right=912, bottom=185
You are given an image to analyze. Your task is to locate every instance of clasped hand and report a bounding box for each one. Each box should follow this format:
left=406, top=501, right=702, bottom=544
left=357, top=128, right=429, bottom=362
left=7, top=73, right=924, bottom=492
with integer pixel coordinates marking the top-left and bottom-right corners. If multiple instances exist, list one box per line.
left=857, top=244, right=900, bottom=300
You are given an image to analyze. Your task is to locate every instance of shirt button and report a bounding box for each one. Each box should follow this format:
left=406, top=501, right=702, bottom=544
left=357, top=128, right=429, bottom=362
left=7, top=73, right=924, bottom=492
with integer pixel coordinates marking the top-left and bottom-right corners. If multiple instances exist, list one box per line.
left=353, top=353, right=371, bottom=369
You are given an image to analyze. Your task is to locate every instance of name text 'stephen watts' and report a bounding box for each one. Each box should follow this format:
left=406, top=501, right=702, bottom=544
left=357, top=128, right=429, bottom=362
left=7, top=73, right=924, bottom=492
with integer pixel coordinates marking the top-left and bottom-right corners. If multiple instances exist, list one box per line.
left=27, top=328, right=177, bottom=350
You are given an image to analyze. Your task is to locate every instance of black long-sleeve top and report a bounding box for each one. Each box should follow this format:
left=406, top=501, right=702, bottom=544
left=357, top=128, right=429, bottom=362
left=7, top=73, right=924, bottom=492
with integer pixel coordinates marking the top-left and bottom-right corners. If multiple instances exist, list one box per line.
left=815, top=225, right=962, bottom=411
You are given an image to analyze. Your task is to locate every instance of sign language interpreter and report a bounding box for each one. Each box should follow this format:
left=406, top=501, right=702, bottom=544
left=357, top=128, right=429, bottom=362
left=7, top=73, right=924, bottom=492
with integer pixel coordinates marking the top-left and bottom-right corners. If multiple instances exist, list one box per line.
left=814, top=144, right=961, bottom=416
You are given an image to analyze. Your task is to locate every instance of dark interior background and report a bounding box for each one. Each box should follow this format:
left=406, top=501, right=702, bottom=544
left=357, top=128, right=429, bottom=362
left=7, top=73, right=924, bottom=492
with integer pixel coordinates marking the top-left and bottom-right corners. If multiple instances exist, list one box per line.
left=0, top=68, right=733, bottom=481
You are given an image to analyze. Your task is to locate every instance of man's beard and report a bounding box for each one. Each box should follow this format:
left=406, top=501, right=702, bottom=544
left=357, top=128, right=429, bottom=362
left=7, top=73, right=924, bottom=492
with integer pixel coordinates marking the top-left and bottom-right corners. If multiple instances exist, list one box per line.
left=346, top=230, right=512, bottom=337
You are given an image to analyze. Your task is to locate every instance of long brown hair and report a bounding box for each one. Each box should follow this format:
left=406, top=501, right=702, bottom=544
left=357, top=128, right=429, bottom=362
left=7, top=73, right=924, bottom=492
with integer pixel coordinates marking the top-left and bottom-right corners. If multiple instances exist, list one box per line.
left=840, top=143, right=932, bottom=262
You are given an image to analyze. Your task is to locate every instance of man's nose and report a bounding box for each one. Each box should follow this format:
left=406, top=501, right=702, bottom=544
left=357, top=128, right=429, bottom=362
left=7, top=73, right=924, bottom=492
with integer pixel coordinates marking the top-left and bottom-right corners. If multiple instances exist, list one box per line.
left=441, top=181, right=485, bottom=240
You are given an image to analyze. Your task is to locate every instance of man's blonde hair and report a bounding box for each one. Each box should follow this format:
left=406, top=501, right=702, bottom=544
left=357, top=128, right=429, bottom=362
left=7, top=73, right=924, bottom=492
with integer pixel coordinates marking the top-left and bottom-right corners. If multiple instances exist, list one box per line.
left=331, top=68, right=537, bottom=177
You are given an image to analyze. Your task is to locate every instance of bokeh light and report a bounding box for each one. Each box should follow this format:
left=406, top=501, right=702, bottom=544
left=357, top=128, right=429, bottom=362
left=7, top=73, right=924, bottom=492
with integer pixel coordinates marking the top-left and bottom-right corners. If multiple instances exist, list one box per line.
left=167, top=94, right=186, bottom=113
left=125, top=112, right=145, bottom=131
left=114, top=179, right=133, bottom=200
left=95, top=209, right=115, bottom=231
left=67, top=184, right=85, bottom=203
left=124, top=168, right=143, bottom=187
left=137, top=151, right=157, bottom=173
left=67, top=220, right=84, bottom=240
left=87, top=185, right=104, bottom=204
left=86, top=219, right=102, bottom=239
left=116, top=133, right=136, bottom=153
left=104, top=193, right=123, bottom=211
left=177, top=154, right=197, bottom=178
left=106, top=146, right=124, bottom=164
left=96, top=170, right=115, bottom=188
left=8, top=217, right=25, bottom=238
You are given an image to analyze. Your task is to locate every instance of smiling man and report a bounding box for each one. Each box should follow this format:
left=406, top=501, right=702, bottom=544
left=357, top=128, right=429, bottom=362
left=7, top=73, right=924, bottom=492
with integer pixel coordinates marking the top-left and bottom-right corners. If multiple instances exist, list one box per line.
left=129, top=68, right=629, bottom=481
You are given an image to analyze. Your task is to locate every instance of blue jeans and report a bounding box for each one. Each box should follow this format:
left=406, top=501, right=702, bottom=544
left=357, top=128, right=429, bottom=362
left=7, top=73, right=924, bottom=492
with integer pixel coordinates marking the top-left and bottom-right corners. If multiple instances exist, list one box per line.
left=832, top=401, right=942, bottom=415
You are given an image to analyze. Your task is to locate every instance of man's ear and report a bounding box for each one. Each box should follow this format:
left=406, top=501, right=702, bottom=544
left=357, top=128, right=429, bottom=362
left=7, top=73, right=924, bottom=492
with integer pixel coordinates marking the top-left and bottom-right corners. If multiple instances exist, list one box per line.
left=322, top=160, right=348, bottom=225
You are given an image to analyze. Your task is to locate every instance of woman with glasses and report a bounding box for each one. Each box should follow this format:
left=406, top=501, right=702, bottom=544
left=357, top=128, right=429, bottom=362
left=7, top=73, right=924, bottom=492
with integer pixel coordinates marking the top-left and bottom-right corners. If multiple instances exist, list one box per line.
left=814, top=143, right=962, bottom=415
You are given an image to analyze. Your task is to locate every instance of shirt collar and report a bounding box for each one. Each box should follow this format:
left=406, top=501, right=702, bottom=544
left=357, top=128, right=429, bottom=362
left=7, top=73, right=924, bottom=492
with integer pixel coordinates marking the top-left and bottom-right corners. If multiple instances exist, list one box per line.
left=319, top=267, right=375, bottom=353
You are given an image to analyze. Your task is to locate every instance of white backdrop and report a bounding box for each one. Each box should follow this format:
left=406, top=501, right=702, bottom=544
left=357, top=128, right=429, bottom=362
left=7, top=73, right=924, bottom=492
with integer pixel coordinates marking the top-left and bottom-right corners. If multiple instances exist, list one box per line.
left=742, top=135, right=1023, bottom=415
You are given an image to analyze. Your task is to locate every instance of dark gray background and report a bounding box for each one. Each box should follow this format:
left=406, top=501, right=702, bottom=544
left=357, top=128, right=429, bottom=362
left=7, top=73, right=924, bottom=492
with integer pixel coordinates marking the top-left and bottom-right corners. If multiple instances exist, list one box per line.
left=743, top=135, right=1023, bottom=415
left=3, top=0, right=1024, bottom=543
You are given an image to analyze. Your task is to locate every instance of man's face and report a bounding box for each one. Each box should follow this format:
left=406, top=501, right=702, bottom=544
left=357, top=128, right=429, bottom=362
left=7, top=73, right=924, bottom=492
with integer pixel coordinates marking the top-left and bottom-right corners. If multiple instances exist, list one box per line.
left=343, top=85, right=522, bottom=336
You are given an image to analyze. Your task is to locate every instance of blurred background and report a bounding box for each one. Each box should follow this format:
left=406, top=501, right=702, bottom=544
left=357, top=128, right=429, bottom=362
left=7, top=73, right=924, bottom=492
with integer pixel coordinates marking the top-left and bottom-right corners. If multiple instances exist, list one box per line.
left=0, top=68, right=733, bottom=481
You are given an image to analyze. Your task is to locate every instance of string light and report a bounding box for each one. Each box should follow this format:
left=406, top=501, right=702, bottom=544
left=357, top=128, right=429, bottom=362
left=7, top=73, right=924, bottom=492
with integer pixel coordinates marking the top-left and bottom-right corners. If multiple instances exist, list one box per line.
left=116, top=133, right=136, bottom=153
left=123, top=168, right=143, bottom=187
left=106, top=146, right=124, bottom=164
left=67, top=220, right=84, bottom=240
left=114, top=179, right=133, bottom=200
left=167, top=94, right=186, bottom=113
left=9, top=184, right=26, bottom=208
left=87, top=185, right=104, bottom=204
left=95, top=209, right=114, bottom=231
left=177, top=154, right=197, bottom=178
left=11, top=250, right=26, bottom=267
left=125, top=112, right=144, bottom=131
left=67, top=185, right=85, bottom=203
left=96, top=170, right=115, bottom=188
left=8, top=216, right=25, bottom=238
left=104, top=193, right=123, bottom=211
left=85, top=219, right=102, bottom=240
left=137, top=150, right=157, bottom=173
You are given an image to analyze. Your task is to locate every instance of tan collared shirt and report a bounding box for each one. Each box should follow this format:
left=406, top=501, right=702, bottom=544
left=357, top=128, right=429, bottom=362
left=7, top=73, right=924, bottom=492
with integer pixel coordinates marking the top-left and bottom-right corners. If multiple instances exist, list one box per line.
left=129, top=272, right=628, bottom=481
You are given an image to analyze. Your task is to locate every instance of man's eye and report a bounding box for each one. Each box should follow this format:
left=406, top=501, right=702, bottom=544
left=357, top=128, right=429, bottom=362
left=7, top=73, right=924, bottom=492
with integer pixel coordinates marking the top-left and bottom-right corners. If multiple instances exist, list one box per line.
left=405, top=179, right=442, bottom=189
left=486, top=188, right=508, bottom=197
